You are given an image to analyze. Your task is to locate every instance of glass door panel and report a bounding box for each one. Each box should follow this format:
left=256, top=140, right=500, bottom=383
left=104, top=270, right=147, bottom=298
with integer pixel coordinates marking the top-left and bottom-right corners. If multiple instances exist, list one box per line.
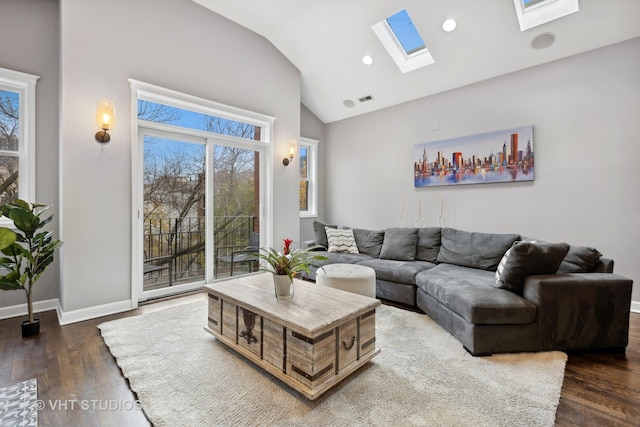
left=213, top=145, right=260, bottom=279
left=142, top=133, right=206, bottom=299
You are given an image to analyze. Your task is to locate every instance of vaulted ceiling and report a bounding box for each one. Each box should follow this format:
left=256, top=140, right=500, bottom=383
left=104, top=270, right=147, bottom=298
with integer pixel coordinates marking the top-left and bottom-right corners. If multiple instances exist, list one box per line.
left=193, top=0, right=640, bottom=123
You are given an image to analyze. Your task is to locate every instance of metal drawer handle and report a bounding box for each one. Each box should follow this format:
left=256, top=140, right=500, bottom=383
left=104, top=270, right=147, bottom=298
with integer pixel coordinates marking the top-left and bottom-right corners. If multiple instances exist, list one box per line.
left=342, top=336, right=356, bottom=350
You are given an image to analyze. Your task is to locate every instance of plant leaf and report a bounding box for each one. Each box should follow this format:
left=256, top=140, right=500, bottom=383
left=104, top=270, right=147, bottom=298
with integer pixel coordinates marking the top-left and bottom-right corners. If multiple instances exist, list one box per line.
left=8, top=208, right=40, bottom=237
left=0, top=228, right=17, bottom=251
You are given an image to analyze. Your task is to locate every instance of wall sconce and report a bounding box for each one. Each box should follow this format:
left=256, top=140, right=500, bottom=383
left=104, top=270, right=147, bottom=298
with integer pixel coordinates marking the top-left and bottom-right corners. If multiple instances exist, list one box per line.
left=282, top=140, right=296, bottom=166
left=95, top=99, right=115, bottom=143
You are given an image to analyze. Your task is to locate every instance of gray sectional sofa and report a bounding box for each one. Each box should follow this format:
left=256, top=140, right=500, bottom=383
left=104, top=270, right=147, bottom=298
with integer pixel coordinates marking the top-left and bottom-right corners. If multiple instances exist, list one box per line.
left=303, top=222, right=633, bottom=356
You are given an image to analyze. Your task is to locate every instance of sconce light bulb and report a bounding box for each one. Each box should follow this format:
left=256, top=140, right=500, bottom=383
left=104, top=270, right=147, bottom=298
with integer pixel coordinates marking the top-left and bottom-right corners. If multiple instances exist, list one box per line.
left=102, top=113, right=111, bottom=130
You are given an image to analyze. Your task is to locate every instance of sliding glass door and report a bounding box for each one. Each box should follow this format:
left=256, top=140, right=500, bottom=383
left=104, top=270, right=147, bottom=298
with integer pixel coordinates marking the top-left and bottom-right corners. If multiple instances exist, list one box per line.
left=140, top=129, right=207, bottom=300
left=138, top=127, right=263, bottom=301
left=132, top=85, right=271, bottom=303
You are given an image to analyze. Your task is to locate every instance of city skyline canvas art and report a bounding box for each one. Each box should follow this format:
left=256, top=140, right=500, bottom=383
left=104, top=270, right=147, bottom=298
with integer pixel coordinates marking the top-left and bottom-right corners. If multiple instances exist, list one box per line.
left=414, top=125, right=534, bottom=187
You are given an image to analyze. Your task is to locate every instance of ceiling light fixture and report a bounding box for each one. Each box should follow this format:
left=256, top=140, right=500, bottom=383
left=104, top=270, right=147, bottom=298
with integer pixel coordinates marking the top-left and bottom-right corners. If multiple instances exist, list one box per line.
left=442, top=19, right=457, bottom=32
left=362, top=55, right=374, bottom=65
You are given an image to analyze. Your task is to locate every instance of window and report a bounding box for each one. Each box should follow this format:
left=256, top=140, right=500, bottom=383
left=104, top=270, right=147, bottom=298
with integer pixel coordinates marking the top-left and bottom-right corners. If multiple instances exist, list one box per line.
left=372, top=8, right=434, bottom=74
left=385, top=9, right=426, bottom=56
left=512, top=0, right=579, bottom=31
left=299, top=137, right=318, bottom=218
left=138, top=99, right=261, bottom=140
left=0, top=67, right=38, bottom=214
left=520, top=0, right=556, bottom=13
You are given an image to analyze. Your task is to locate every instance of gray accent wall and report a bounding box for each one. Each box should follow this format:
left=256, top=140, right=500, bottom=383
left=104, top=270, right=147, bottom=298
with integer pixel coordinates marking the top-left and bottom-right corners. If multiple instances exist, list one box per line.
left=323, top=37, right=640, bottom=302
left=0, top=0, right=60, bottom=308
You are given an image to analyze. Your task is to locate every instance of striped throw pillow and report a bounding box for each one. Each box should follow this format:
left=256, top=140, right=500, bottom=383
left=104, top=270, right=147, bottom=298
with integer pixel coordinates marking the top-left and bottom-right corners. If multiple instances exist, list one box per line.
left=325, top=228, right=359, bottom=254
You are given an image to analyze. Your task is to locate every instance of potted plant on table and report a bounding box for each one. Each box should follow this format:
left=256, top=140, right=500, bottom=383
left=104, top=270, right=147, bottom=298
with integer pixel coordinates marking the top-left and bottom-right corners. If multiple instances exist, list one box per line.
left=0, top=199, right=63, bottom=337
left=254, top=238, right=327, bottom=300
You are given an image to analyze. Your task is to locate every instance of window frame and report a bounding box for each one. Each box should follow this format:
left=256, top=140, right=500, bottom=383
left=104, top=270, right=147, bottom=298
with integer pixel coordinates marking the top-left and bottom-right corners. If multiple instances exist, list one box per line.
left=0, top=67, right=39, bottom=226
left=299, top=137, right=318, bottom=218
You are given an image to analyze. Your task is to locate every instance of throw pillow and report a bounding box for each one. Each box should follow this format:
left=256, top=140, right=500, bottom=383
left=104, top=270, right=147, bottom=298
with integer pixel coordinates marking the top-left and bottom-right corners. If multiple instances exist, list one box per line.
left=556, top=245, right=602, bottom=273
left=437, top=228, right=521, bottom=271
left=495, top=241, right=570, bottom=293
left=353, top=228, right=385, bottom=258
left=379, top=227, right=419, bottom=261
left=313, top=220, right=337, bottom=249
left=325, top=228, right=359, bottom=254
left=415, top=227, right=442, bottom=263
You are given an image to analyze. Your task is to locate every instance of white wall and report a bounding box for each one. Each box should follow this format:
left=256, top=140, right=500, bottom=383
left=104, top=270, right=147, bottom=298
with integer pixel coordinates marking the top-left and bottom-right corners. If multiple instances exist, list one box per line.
left=59, top=0, right=301, bottom=315
left=324, top=37, right=640, bottom=302
left=0, top=0, right=60, bottom=310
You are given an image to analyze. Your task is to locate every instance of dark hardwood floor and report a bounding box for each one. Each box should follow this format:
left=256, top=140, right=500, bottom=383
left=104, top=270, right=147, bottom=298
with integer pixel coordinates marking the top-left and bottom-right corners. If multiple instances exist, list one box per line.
left=1, top=292, right=638, bottom=426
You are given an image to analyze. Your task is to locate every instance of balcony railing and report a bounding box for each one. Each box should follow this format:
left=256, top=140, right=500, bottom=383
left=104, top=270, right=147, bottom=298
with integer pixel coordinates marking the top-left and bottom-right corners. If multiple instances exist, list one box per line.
left=143, top=215, right=256, bottom=291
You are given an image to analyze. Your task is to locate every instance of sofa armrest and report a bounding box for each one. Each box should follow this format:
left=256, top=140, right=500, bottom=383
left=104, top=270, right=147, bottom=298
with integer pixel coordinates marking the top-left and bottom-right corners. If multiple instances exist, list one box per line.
left=302, top=239, right=317, bottom=250
left=592, top=257, right=614, bottom=273
left=522, top=273, right=633, bottom=351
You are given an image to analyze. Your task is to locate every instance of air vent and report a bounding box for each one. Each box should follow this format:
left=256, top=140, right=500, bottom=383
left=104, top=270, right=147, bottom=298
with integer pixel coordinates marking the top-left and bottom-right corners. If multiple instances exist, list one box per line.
left=358, top=95, right=374, bottom=103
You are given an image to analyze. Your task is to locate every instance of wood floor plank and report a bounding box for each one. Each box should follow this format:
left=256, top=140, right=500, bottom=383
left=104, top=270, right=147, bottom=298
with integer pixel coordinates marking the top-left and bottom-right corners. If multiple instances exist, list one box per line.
left=0, top=292, right=638, bottom=426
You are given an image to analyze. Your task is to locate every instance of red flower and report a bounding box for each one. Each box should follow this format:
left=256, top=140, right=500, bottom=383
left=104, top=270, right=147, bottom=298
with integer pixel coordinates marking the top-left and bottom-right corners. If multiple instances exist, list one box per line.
left=283, top=238, right=293, bottom=255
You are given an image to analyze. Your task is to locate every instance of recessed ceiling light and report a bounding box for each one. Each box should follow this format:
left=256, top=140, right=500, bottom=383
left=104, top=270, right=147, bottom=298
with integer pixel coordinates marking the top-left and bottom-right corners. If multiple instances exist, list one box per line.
left=362, top=55, right=374, bottom=65
left=343, top=99, right=355, bottom=108
left=442, top=19, right=457, bottom=32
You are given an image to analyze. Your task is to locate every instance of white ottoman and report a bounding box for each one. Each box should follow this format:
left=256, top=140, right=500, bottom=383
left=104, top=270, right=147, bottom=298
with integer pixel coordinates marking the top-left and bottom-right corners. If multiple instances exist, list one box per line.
left=316, top=264, right=376, bottom=298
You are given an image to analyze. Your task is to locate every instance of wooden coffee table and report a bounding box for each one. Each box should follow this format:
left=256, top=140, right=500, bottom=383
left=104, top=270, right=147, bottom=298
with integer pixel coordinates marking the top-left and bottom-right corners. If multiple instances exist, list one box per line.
left=204, top=272, right=381, bottom=399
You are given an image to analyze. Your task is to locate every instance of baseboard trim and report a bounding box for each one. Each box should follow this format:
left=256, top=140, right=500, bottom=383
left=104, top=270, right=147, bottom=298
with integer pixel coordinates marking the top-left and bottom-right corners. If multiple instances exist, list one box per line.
left=3, top=298, right=639, bottom=323
left=57, top=299, right=134, bottom=325
left=0, top=298, right=60, bottom=321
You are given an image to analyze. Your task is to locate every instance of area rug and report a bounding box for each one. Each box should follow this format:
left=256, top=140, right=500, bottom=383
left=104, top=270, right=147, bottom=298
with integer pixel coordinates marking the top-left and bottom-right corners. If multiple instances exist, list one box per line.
left=0, top=378, right=38, bottom=427
left=98, top=301, right=566, bottom=427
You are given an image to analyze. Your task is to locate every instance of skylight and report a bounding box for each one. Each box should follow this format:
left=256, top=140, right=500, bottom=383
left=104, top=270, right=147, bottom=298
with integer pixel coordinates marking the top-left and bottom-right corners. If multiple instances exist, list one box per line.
left=520, top=0, right=555, bottom=13
left=385, top=9, right=426, bottom=56
left=372, top=8, right=434, bottom=74
left=513, top=0, right=579, bottom=31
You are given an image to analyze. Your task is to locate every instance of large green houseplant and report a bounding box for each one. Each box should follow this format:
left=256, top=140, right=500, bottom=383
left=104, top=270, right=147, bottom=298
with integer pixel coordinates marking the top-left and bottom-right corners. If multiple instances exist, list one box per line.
left=0, top=199, right=62, bottom=337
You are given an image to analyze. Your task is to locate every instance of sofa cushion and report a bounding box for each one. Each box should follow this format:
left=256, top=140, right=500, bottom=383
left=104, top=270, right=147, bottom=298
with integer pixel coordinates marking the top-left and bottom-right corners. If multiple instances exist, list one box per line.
left=309, top=251, right=373, bottom=266
left=415, top=227, right=441, bottom=263
left=313, top=220, right=337, bottom=249
left=357, top=259, right=435, bottom=285
left=416, top=264, right=536, bottom=325
left=379, top=227, right=418, bottom=261
left=436, top=228, right=520, bottom=271
left=557, top=245, right=602, bottom=273
left=495, top=241, right=570, bottom=293
left=353, top=228, right=385, bottom=258
left=325, top=228, right=359, bottom=254
left=301, top=251, right=375, bottom=281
